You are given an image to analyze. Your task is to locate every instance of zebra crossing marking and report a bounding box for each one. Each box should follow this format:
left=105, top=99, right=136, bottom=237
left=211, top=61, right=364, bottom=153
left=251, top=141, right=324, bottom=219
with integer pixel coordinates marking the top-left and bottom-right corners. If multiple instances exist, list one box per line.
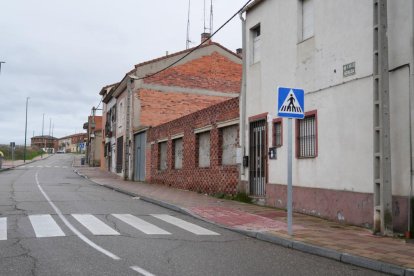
left=151, top=214, right=220, bottom=235
left=130, top=266, right=156, bottom=276
left=0, top=217, right=7, bottom=240
left=0, top=214, right=220, bottom=241
left=72, top=214, right=120, bottom=236
left=29, top=214, right=66, bottom=238
left=112, top=214, right=171, bottom=235
left=20, top=165, right=69, bottom=169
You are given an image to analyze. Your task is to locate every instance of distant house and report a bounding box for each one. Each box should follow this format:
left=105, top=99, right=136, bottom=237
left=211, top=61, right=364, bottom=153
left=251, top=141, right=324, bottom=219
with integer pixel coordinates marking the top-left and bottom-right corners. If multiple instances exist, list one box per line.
left=57, top=133, right=87, bottom=153
left=100, top=35, right=242, bottom=182
left=31, top=135, right=58, bottom=153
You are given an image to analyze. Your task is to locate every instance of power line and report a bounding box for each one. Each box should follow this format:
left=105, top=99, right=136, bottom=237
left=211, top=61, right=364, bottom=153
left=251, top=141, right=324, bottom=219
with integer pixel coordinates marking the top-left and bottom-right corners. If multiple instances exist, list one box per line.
left=95, top=0, right=252, bottom=108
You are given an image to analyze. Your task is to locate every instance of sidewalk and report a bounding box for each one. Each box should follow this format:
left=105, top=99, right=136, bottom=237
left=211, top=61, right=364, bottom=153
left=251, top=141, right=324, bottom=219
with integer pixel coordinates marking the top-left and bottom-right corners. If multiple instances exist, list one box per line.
left=0, top=154, right=50, bottom=171
left=74, top=156, right=414, bottom=275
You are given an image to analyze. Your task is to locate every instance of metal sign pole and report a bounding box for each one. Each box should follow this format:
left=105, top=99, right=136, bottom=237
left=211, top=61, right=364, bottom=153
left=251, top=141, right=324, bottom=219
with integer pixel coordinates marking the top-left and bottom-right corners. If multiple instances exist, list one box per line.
left=287, top=118, right=293, bottom=236
left=277, top=86, right=304, bottom=237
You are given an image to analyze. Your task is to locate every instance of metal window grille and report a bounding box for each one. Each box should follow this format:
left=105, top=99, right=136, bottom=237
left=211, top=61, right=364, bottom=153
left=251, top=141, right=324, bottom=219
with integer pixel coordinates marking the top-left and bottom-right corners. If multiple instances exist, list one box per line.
left=298, top=115, right=316, bottom=158
left=249, top=119, right=266, bottom=196
left=274, top=122, right=282, bottom=147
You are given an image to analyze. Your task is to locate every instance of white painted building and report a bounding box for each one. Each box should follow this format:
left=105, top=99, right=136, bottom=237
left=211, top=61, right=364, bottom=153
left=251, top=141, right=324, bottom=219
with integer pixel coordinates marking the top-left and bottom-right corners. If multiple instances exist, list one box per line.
left=240, top=0, right=413, bottom=233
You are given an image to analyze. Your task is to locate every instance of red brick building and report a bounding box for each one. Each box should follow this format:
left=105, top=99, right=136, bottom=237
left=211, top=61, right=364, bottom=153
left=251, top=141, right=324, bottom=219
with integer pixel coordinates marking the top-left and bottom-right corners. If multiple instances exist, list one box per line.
left=31, top=135, right=58, bottom=153
left=99, top=38, right=242, bottom=182
left=148, top=97, right=239, bottom=194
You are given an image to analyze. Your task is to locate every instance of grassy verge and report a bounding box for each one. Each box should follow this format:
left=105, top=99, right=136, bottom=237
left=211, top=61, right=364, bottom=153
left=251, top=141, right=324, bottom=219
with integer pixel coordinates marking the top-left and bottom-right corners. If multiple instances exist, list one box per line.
left=0, top=145, right=44, bottom=161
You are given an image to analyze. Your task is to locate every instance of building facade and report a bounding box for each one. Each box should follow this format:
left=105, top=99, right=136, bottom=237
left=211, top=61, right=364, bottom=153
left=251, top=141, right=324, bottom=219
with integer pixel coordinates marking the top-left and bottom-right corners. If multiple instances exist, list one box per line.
left=30, top=135, right=58, bottom=153
left=58, top=133, right=86, bottom=153
left=84, top=115, right=102, bottom=167
left=148, top=97, right=239, bottom=194
left=99, top=38, right=242, bottom=182
left=240, top=0, right=413, bottom=233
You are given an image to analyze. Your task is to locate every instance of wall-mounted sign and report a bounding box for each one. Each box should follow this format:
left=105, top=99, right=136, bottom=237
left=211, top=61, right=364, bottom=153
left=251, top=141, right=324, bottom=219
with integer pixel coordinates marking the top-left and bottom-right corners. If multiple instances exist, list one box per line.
left=343, top=62, right=355, bottom=77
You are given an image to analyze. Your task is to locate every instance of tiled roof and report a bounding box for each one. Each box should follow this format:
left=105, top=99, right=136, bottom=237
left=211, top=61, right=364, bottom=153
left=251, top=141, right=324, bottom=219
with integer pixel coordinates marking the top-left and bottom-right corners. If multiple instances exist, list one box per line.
left=143, top=52, right=242, bottom=93
left=137, top=89, right=233, bottom=127
left=58, top=133, right=87, bottom=140
left=134, top=42, right=240, bottom=69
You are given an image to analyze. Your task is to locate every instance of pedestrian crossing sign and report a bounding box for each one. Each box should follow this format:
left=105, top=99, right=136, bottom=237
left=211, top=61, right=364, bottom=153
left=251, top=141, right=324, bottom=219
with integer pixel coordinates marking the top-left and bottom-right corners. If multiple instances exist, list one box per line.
left=277, top=87, right=305, bottom=119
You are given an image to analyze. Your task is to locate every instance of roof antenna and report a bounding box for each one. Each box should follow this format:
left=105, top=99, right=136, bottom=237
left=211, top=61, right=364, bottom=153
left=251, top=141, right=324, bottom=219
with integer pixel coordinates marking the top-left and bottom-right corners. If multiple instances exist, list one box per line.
left=203, top=0, right=207, bottom=33
left=186, top=0, right=192, bottom=49
left=209, top=0, right=213, bottom=34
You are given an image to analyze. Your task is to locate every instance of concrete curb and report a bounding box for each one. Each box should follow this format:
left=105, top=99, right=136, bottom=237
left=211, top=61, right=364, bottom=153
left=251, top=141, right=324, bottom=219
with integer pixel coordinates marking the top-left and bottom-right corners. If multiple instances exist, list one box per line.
left=73, top=169, right=413, bottom=276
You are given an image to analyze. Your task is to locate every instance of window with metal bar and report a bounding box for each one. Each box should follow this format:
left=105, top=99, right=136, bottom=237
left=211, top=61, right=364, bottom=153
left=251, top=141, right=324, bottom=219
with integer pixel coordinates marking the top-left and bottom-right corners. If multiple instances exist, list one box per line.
left=273, top=119, right=283, bottom=147
left=296, top=111, right=317, bottom=158
left=158, top=141, right=168, bottom=171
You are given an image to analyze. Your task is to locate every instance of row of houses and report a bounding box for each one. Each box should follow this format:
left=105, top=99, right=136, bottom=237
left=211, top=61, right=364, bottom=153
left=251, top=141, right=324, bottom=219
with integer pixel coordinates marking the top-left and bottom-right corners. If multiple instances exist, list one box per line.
left=85, top=0, right=414, bottom=236
left=31, top=133, right=86, bottom=153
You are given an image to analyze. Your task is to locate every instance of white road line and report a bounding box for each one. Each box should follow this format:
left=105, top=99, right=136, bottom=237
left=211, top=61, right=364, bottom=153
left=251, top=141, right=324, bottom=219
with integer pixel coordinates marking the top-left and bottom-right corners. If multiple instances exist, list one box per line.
left=45, top=165, right=51, bottom=168
left=35, top=172, right=120, bottom=260
left=72, top=214, right=120, bottom=236
left=130, top=266, right=156, bottom=276
left=29, top=215, right=65, bottom=238
left=29, top=166, right=34, bottom=168
left=151, top=214, right=219, bottom=235
left=0, top=217, right=7, bottom=240
left=54, top=166, right=60, bottom=168
left=36, top=166, right=43, bottom=168
left=21, top=166, right=26, bottom=168
left=112, top=214, right=170, bottom=235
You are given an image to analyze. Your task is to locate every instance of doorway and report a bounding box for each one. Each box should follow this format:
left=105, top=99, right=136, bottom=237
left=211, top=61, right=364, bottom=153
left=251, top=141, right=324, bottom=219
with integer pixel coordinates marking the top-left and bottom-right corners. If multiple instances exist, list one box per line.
left=249, top=119, right=267, bottom=196
left=134, top=132, right=146, bottom=182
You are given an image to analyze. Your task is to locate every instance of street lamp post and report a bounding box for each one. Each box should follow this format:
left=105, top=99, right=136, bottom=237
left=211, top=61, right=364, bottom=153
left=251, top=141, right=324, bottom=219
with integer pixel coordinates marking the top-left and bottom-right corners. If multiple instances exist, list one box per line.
left=23, top=97, right=29, bottom=163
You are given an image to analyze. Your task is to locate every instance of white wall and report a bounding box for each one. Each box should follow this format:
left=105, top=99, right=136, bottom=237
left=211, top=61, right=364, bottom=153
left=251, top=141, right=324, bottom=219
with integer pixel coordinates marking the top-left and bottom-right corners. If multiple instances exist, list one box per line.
left=243, top=0, right=412, bottom=196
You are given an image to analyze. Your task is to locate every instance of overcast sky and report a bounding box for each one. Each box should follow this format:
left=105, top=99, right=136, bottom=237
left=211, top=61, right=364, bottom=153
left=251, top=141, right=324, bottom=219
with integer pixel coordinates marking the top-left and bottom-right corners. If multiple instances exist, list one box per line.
left=0, top=0, right=244, bottom=145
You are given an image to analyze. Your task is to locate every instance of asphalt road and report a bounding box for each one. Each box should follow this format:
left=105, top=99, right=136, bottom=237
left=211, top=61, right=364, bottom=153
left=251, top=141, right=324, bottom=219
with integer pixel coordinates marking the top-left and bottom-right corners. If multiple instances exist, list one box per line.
left=0, top=154, right=384, bottom=276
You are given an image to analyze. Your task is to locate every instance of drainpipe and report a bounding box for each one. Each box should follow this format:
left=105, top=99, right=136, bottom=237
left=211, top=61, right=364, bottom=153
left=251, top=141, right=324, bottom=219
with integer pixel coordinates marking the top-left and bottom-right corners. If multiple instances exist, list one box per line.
left=408, top=0, right=414, bottom=236
left=239, top=11, right=247, bottom=178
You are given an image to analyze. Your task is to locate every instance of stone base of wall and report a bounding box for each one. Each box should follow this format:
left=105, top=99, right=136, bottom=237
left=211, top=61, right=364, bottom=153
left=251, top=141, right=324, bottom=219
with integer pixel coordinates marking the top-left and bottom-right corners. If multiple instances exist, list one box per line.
left=265, top=183, right=410, bottom=233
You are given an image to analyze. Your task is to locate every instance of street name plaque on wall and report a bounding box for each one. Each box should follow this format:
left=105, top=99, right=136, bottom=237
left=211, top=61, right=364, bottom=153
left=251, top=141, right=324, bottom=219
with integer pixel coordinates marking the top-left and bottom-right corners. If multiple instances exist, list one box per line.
left=343, top=62, right=356, bottom=77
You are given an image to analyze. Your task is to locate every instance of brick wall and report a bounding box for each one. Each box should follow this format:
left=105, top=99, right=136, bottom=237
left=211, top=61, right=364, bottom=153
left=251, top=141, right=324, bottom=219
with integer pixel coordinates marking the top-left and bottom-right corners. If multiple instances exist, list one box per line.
left=144, top=52, right=242, bottom=93
left=148, top=97, right=239, bottom=195
left=138, top=89, right=232, bottom=127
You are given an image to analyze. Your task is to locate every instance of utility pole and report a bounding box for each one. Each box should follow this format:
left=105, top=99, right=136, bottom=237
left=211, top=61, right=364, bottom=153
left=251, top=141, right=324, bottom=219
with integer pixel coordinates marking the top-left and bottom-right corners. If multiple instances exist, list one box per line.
left=373, top=0, right=392, bottom=235
left=124, top=75, right=137, bottom=180
left=23, top=97, right=29, bottom=163
left=0, top=61, right=5, bottom=74
left=41, top=113, right=45, bottom=157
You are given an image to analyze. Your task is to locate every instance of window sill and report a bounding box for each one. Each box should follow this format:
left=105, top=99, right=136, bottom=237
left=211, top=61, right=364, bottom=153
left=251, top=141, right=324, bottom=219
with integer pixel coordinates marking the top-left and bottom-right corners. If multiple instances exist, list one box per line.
left=296, top=156, right=317, bottom=159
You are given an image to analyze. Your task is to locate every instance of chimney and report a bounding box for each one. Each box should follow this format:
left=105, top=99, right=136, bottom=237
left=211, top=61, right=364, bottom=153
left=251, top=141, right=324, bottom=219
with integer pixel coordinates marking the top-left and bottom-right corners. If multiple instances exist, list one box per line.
left=236, top=48, right=243, bottom=57
left=201, top=32, right=212, bottom=44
